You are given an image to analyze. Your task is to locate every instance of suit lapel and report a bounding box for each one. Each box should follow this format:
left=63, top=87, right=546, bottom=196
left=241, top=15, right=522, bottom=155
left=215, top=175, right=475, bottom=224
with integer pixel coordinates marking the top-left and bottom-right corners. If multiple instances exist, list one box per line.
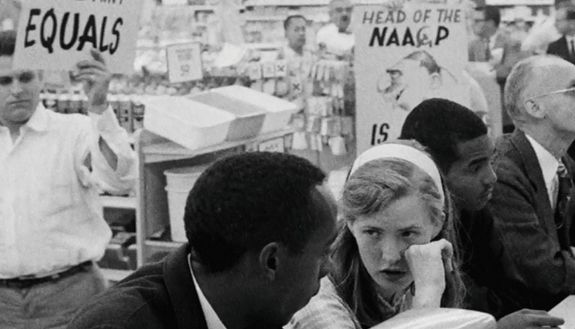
left=561, top=156, right=575, bottom=250
left=164, top=244, right=209, bottom=329
left=509, top=131, right=558, bottom=238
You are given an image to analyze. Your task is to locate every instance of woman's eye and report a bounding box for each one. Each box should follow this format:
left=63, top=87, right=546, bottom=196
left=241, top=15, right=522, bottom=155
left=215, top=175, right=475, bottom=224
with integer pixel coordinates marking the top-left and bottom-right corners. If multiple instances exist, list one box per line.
left=401, top=231, right=416, bottom=238
left=364, top=229, right=380, bottom=238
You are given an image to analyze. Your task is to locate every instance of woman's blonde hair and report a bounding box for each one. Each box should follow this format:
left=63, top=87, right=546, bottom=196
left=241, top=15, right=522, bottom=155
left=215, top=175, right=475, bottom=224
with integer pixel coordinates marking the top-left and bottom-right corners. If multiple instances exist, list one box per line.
left=331, top=141, right=464, bottom=328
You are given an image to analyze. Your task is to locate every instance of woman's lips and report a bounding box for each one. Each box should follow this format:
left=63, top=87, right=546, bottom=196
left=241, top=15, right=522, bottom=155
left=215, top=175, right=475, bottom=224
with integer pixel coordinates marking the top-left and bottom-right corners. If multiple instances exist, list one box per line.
left=380, top=269, right=407, bottom=281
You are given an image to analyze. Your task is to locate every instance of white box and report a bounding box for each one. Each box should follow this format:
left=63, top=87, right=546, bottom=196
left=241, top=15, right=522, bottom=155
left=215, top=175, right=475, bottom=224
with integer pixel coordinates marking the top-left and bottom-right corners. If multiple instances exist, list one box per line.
left=212, top=86, right=298, bottom=133
left=143, top=96, right=235, bottom=150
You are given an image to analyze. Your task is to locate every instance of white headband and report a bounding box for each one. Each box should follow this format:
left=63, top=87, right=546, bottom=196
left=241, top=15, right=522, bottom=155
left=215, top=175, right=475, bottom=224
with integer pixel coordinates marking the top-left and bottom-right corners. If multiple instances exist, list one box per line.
left=349, top=143, right=445, bottom=204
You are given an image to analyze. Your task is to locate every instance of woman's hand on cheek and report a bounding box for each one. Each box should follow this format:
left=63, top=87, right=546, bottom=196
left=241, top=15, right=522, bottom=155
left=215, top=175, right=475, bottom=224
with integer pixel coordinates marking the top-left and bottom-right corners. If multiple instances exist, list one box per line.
left=404, top=239, right=453, bottom=309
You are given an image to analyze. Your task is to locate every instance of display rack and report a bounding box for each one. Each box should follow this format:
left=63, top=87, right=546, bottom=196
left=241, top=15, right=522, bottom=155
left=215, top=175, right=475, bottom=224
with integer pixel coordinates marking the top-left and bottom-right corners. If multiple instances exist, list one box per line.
left=136, top=128, right=294, bottom=266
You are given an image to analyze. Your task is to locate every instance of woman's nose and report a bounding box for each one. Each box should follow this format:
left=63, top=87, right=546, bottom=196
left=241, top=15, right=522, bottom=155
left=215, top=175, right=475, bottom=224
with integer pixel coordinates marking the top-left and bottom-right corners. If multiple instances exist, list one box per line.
left=380, top=238, right=405, bottom=265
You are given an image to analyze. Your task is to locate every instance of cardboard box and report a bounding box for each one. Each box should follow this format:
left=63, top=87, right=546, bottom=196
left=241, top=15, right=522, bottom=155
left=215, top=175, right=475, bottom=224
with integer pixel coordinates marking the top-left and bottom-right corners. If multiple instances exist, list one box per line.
left=211, top=86, right=298, bottom=133
left=143, top=96, right=234, bottom=150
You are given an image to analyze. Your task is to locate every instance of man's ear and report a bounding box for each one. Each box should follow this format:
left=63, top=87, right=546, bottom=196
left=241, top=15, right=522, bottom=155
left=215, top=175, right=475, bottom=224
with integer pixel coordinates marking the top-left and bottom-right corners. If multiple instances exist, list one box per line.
left=430, top=72, right=442, bottom=90
left=524, top=99, right=546, bottom=119
left=259, top=242, right=281, bottom=281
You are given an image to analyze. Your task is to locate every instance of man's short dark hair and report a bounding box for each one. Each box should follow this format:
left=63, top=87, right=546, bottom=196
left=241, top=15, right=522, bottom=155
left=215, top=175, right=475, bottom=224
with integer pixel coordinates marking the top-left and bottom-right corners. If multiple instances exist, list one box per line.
left=185, top=152, right=327, bottom=273
left=478, top=6, right=501, bottom=27
left=284, top=15, right=307, bottom=31
left=0, top=30, right=16, bottom=57
left=399, top=98, right=487, bottom=173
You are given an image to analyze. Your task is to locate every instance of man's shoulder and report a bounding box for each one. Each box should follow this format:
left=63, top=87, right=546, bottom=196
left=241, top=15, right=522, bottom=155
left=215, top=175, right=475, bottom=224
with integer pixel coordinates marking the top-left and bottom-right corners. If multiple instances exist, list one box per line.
left=69, top=263, right=176, bottom=329
left=547, top=36, right=565, bottom=52
left=44, top=109, right=91, bottom=130
left=492, top=134, right=529, bottom=179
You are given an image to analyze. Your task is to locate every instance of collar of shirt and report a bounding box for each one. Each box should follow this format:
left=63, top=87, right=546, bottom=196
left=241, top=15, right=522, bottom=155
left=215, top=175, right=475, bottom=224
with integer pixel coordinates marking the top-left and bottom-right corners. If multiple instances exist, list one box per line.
left=566, top=35, right=575, bottom=45
left=188, top=254, right=227, bottom=329
left=525, top=134, right=559, bottom=203
left=0, top=103, right=49, bottom=134
left=23, top=103, right=49, bottom=132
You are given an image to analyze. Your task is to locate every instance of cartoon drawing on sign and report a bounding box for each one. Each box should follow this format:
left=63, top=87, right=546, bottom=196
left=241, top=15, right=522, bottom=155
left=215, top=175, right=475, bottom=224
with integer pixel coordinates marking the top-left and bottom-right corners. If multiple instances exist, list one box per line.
left=376, top=50, right=458, bottom=112
left=354, top=4, right=469, bottom=154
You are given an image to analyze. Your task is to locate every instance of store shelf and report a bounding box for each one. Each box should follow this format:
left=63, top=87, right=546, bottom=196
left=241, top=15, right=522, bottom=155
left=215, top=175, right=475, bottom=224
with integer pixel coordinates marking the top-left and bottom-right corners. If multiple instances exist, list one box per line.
left=142, top=128, right=294, bottom=163
left=101, top=268, right=132, bottom=283
left=486, top=0, right=552, bottom=5
left=245, top=0, right=329, bottom=6
left=244, top=15, right=329, bottom=23
left=145, top=240, right=185, bottom=250
left=245, top=15, right=286, bottom=22
left=100, top=195, right=137, bottom=210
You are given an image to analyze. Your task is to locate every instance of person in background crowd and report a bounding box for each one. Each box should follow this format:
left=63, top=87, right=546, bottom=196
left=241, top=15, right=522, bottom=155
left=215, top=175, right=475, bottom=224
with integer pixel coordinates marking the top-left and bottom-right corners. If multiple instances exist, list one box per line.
left=547, top=4, right=575, bottom=64
left=469, top=6, right=506, bottom=63
left=286, top=141, right=464, bottom=329
left=69, top=152, right=338, bottom=329
left=281, top=15, right=313, bottom=60
left=0, top=30, right=136, bottom=329
left=522, top=0, right=572, bottom=54
left=400, top=98, right=565, bottom=329
left=488, top=55, right=575, bottom=312
left=470, top=5, right=528, bottom=134
left=316, top=0, right=354, bottom=59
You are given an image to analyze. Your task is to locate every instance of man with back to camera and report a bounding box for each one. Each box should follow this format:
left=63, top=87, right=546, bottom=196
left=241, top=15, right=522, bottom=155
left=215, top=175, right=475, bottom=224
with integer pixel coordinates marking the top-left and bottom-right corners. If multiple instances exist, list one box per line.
left=400, top=98, right=565, bottom=329
left=316, top=0, right=354, bottom=59
left=0, top=30, right=136, bottom=328
left=488, top=55, right=575, bottom=311
left=68, top=151, right=338, bottom=329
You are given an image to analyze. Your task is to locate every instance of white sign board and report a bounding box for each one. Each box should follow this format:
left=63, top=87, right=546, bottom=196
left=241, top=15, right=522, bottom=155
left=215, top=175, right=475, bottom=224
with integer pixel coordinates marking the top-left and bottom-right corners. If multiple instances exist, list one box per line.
left=354, top=4, right=469, bottom=153
left=13, top=0, right=142, bottom=74
left=166, top=42, right=203, bottom=83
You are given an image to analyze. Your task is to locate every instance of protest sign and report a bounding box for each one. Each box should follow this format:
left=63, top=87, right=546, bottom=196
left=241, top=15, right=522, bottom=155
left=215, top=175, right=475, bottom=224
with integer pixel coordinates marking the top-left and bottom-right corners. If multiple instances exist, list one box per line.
left=354, top=3, right=469, bottom=153
left=13, top=0, right=142, bottom=74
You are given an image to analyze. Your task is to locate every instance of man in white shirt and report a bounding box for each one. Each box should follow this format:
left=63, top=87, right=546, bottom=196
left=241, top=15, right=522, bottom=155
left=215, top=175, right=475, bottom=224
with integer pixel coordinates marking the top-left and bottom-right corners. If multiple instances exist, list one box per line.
left=316, top=0, right=354, bottom=59
left=281, top=15, right=312, bottom=60
left=488, top=55, right=575, bottom=311
left=68, top=152, right=338, bottom=329
left=0, top=30, right=136, bottom=329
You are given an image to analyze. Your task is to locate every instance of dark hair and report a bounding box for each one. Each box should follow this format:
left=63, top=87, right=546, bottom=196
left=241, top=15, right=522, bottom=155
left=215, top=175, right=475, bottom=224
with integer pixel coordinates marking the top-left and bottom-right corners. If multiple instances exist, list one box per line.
left=566, top=8, right=575, bottom=20
left=284, top=15, right=307, bottom=30
left=334, top=143, right=464, bottom=328
left=185, top=152, right=327, bottom=273
left=478, top=6, right=501, bottom=27
left=399, top=98, right=487, bottom=173
left=0, top=30, right=16, bottom=57
left=404, top=50, right=440, bottom=74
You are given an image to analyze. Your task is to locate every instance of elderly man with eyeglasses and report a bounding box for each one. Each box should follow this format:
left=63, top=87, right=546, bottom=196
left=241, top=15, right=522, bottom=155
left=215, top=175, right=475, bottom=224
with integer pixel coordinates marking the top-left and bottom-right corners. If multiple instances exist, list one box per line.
left=487, top=55, right=575, bottom=313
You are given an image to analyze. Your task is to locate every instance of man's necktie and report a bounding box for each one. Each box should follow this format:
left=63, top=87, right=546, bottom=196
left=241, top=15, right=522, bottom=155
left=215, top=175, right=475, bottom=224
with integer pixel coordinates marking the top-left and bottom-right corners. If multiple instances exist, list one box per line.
left=570, top=38, right=575, bottom=58
left=483, top=38, right=491, bottom=61
left=555, top=160, right=572, bottom=232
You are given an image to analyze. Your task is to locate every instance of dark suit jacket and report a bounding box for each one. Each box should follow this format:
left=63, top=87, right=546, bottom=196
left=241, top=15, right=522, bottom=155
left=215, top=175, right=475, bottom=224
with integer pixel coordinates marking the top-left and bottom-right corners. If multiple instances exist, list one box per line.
left=547, top=36, right=575, bottom=65
left=487, top=130, right=575, bottom=311
left=458, top=208, right=523, bottom=319
left=68, top=245, right=208, bottom=329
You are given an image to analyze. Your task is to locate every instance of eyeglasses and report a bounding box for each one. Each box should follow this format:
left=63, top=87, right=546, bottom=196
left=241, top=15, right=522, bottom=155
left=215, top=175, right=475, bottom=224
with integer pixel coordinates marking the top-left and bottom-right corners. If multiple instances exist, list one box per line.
left=528, top=87, right=575, bottom=100
left=0, top=71, right=36, bottom=86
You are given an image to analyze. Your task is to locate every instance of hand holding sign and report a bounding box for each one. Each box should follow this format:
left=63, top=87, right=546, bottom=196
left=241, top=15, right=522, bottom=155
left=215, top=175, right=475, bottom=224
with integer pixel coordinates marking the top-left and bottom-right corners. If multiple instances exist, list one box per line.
left=74, top=49, right=112, bottom=114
